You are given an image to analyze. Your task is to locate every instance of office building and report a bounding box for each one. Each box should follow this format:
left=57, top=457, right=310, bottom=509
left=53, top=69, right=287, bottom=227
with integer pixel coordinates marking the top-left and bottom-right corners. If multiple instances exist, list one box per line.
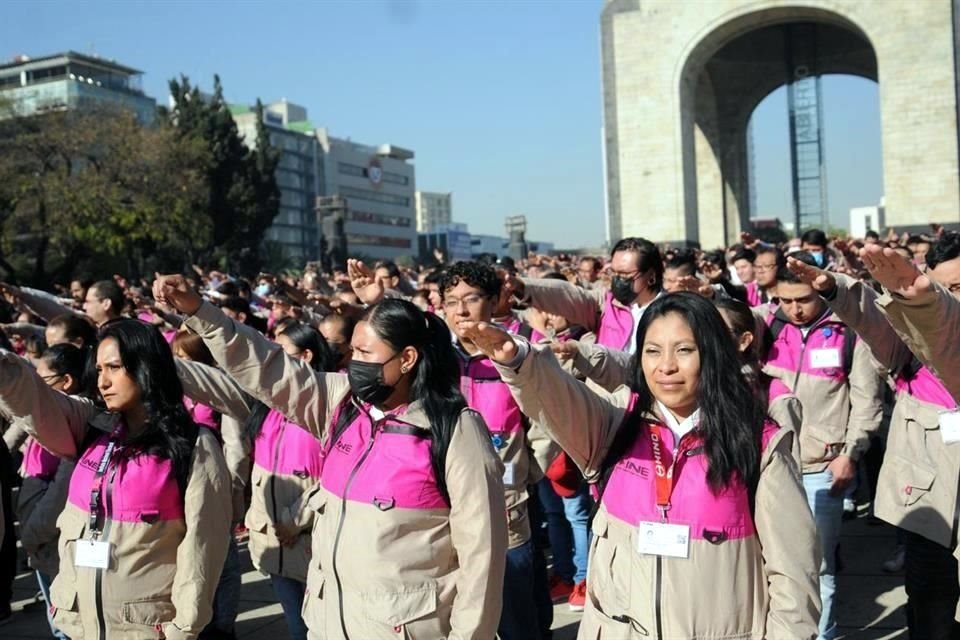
left=316, top=129, right=417, bottom=260
left=415, top=191, right=452, bottom=233
left=233, top=99, right=321, bottom=262
left=0, top=51, right=156, bottom=123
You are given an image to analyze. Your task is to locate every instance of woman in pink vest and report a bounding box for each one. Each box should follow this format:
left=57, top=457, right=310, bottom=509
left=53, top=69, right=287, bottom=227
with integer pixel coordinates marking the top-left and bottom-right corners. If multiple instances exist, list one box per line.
left=0, top=320, right=232, bottom=639
left=462, top=292, right=821, bottom=639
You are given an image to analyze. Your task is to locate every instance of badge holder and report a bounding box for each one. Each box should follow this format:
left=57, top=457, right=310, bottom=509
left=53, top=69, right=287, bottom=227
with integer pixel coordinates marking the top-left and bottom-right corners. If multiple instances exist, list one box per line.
left=939, top=409, right=960, bottom=445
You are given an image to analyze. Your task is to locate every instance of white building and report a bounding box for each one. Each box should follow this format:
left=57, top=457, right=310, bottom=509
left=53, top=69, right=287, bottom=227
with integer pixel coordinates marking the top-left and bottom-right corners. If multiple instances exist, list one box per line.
left=415, top=191, right=452, bottom=233
left=316, top=129, right=417, bottom=260
left=849, top=198, right=885, bottom=239
left=232, top=99, right=418, bottom=262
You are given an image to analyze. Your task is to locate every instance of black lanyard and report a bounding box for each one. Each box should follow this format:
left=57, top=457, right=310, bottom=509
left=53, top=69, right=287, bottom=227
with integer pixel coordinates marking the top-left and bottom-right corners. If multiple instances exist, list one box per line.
left=88, top=429, right=122, bottom=536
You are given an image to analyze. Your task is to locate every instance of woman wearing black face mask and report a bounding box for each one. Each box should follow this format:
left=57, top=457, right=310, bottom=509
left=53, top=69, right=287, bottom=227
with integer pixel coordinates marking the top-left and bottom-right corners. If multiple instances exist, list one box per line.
left=152, top=274, right=508, bottom=640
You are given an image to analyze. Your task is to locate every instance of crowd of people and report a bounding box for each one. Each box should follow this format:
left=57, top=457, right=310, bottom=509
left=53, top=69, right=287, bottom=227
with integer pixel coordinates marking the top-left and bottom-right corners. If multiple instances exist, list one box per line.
left=0, top=224, right=956, bottom=640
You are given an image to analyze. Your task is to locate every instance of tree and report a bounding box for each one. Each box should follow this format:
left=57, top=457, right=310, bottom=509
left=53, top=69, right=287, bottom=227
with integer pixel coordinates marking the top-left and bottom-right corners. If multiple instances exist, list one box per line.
left=166, top=76, right=280, bottom=274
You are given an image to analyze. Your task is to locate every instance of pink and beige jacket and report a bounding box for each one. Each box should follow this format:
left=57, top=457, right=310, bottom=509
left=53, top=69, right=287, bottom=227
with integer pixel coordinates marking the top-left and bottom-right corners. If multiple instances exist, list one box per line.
left=761, top=307, right=885, bottom=472
left=494, top=344, right=821, bottom=639
left=183, top=301, right=508, bottom=640
left=0, top=350, right=232, bottom=640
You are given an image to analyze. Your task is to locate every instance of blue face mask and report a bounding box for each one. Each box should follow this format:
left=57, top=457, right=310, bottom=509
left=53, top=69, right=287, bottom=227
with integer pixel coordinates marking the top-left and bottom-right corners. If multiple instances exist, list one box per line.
left=255, top=284, right=272, bottom=298
left=810, top=251, right=825, bottom=267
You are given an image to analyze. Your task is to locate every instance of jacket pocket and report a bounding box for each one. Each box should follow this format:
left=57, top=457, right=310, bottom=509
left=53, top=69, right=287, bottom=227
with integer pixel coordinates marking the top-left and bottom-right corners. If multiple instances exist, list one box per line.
left=799, top=424, right=844, bottom=465
left=362, top=584, right=440, bottom=639
left=122, top=597, right=177, bottom=625
left=588, top=509, right=628, bottom=617
left=301, top=576, right=325, bottom=635
left=888, top=455, right=936, bottom=507
left=49, top=577, right=83, bottom=639
left=56, top=512, right=87, bottom=585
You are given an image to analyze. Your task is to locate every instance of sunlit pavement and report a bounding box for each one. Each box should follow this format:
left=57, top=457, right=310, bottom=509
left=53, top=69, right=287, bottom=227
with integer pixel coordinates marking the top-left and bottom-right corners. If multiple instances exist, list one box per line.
left=3, top=514, right=906, bottom=639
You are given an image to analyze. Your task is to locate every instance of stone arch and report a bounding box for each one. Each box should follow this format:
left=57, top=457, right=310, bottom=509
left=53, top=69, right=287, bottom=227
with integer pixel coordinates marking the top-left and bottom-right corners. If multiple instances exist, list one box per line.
left=677, top=4, right=879, bottom=247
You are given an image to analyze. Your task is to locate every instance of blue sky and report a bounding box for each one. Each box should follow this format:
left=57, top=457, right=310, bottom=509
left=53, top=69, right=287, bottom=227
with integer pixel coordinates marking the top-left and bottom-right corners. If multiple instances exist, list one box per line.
left=2, top=0, right=882, bottom=247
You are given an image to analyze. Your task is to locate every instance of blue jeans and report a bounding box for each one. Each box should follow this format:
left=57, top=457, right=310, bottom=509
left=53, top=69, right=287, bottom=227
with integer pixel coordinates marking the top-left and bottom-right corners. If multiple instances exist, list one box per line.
left=537, top=479, right=592, bottom=583
left=36, top=571, right=69, bottom=639
left=270, top=574, right=308, bottom=640
left=803, top=470, right=844, bottom=640
left=499, top=539, right=542, bottom=640
left=208, top=536, right=241, bottom=634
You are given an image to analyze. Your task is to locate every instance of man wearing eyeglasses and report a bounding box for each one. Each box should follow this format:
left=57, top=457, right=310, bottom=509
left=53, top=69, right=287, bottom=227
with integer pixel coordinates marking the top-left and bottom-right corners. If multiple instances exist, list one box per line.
left=439, top=260, right=559, bottom=640
left=748, top=245, right=784, bottom=307
left=508, top=237, right=663, bottom=353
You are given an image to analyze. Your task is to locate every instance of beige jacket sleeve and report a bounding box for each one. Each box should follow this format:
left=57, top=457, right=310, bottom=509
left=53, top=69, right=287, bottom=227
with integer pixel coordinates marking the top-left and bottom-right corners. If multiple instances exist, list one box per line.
left=754, top=428, right=821, bottom=639
left=445, top=409, right=508, bottom=640
left=221, top=415, right=251, bottom=526
left=572, top=341, right=632, bottom=393
left=525, top=420, right=561, bottom=485
left=0, top=350, right=99, bottom=459
left=20, top=459, right=75, bottom=548
left=519, top=278, right=605, bottom=333
left=824, top=274, right=914, bottom=372
left=19, top=287, right=83, bottom=322
left=163, top=430, right=233, bottom=640
left=877, top=283, right=960, bottom=399
left=767, top=395, right=803, bottom=467
left=175, top=359, right=255, bottom=422
left=183, top=301, right=350, bottom=439
left=843, top=340, right=885, bottom=461
left=494, top=343, right=629, bottom=481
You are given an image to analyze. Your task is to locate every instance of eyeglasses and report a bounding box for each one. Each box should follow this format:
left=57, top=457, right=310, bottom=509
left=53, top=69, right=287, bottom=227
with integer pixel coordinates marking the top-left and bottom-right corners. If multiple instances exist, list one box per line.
left=442, top=294, right=489, bottom=311
left=40, top=373, right=63, bottom=385
left=610, top=270, right=641, bottom=280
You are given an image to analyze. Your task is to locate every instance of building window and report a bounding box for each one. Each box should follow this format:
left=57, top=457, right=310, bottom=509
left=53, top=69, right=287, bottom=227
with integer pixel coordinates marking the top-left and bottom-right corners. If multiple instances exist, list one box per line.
left=339, top=186, right=410, bottom=207
left=338, top=162, right=409, bottom=186
left=346, top=233, right=412, bottom=249
left=347, top=209, right=412, bottom=227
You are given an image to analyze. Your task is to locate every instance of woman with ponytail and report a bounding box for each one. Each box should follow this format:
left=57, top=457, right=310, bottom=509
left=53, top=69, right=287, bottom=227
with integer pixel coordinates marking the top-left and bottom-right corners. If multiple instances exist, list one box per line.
left=175, top=320, right=337, bottom=640
left=155, top=275, right=508, bottom=640
left=0, top=319, right=232, bottom=639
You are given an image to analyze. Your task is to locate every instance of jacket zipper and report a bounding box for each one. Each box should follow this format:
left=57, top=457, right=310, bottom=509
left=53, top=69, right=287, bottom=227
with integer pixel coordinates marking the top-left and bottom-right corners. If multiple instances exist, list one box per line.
left=95, top=464, right=118, bottom=640
left=271, top=419, right=286, bottom=575
left=330, top=420, right=381, bottom=640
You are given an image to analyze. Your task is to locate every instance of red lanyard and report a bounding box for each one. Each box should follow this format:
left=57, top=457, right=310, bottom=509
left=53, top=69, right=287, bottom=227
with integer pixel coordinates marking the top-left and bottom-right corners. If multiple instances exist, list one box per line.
left=648, top=424, right=676, bottom=521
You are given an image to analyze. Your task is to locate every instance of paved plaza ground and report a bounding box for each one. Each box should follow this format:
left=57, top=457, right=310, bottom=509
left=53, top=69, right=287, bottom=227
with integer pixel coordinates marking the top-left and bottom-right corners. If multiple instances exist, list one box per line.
left=4, top=513, right=906, bottom=639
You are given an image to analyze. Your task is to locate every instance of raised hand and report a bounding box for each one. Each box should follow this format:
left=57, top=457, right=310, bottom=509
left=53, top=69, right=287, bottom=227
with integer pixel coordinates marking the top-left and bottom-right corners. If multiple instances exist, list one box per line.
left=347, top=259, right=384, bottom=305
left=786, top=257, right=836, bottom=293
left=458, top=321, right=519, bottom=365
left=152, top=273, right=203, bottom=315
left=860, top=245, right=931, bottom=299
left=675, top=276, right=714, bottom=299
left=550, top=340, right=579, bottom=363
left=740, top=231, right=758, bottom=248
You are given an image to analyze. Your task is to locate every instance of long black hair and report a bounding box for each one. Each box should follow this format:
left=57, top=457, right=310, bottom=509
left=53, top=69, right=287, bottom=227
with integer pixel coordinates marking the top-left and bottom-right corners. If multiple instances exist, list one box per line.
left=714, top=297, right=773, bottom=411
left=41, top=343, right=89, bottom=397
left=630, top=293, right=764, bottom=493
left=331, top=298, right=467, bottom=503
left=245, top=322, right=338, bottom=440
left=98, top=320, right=198, bottom=496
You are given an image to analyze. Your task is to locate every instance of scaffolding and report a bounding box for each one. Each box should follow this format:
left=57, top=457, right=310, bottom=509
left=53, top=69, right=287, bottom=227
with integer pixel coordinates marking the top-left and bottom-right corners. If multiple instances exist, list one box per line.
left=785, top=23, right=829, bottom=233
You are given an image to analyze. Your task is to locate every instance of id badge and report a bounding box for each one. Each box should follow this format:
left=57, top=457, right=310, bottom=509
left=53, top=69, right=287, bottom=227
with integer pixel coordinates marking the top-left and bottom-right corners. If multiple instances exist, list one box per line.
left=75, top=539, right=111, bottom=569
left=810, top=348, right=841, bottom=369
left=636, top=521, right=690, bottom=559
left=939, top=410, right=960, bottom=444
left=502, top=463, right=516, bottom=487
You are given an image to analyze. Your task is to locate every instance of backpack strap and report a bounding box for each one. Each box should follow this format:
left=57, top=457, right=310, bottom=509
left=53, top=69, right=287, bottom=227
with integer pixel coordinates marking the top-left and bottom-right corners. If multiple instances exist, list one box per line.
left=842, top=324, right=857, bottom=378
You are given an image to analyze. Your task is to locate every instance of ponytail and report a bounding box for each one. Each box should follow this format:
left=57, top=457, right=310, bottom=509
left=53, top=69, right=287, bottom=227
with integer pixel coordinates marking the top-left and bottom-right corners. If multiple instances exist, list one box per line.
left=414, top=312, right=467, bottom=504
